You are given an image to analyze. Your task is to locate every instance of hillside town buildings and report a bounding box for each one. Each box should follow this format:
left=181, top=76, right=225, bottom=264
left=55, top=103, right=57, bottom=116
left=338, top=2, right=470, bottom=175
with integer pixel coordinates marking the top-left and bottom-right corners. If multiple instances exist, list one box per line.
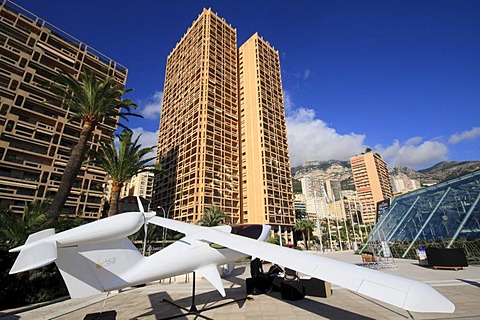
left=391, top=174, right=421, bottom=195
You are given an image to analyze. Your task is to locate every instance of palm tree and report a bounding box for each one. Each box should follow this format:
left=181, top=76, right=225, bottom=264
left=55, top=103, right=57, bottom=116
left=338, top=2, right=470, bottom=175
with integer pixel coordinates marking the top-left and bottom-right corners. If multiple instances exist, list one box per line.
left=0, top=201, right=48, bottom=249
left=0, top=200, right=81, bottom=248
left=0, top=201, right=83, bottom=250
left=44, top=69, right=139, bottom=220
left=199, top=207, right=227, bottom=227
left=93, top=130, right=158, bottom=216
left=294, top=219, right=315, bottom=251
left=0, top=201, right=81, bottom=309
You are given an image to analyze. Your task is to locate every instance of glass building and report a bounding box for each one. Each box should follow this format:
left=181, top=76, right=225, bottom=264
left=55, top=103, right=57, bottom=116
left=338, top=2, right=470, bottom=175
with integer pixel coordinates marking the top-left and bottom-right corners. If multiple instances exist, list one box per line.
left=365, top=170, right=480, bottom=263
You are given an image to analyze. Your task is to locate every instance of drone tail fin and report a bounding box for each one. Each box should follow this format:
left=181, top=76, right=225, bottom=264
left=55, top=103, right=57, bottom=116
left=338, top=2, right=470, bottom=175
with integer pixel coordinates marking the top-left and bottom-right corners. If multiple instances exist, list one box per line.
left=9, top=240, right=57, bottom=274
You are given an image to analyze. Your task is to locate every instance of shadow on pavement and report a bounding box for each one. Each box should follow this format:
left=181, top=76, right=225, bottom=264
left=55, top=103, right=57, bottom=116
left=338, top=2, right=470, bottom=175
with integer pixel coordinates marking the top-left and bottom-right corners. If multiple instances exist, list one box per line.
left=458, top=278, right=480, bottom=288
left=131, top=286, right=248, bottom=319
left=265, top=290, right=377, bottom=320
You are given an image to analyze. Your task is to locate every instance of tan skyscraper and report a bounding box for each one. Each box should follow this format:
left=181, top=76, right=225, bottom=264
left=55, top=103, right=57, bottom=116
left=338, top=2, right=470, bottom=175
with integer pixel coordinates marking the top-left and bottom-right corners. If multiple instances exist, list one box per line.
left=153, top=9, right=240, bottom=223
left=239, top=34, right=295, bottom=239
left=153, top=10, right=295, bottom=238
left=350, top=152, right=393, bottom=224
left=0, top=1, right=127, bottom=218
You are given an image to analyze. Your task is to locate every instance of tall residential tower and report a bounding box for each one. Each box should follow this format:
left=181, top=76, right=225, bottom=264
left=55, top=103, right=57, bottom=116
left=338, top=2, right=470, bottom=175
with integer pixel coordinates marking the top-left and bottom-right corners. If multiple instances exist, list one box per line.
left=238, top=33, right=294, bottom=230
left=153, top=9, right=240, bottom=224
left=350, top=152, right=393, bottom=224
left=153, top=9, right=294, bottom=239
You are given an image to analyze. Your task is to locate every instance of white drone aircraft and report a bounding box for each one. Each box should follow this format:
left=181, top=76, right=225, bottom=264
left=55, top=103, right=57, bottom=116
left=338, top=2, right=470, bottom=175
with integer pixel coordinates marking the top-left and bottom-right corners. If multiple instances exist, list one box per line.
left=9, top=198, right=455, bottom=314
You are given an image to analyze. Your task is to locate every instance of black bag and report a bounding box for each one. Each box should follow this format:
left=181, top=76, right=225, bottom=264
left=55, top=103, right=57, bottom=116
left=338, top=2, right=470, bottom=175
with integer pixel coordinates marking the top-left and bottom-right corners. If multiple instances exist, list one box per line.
left=280, top=281, right=305, bottom=301
left=246, top=277, right=269, bottom=295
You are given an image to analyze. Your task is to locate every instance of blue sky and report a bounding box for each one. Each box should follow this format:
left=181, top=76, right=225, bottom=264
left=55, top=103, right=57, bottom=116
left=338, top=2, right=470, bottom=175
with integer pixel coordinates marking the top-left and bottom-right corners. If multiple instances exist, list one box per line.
left=12, top=0, right=480, bottom=169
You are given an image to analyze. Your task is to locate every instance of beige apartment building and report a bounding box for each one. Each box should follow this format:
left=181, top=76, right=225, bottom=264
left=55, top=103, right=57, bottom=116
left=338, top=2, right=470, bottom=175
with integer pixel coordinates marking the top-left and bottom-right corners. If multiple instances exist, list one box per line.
left=153, top=9, right=295, bottom=238
left=153, top=9, right=240, bottom=224
left=120, top=170, right=155, bottom=202
left=239, top=33, right=295, bottom=240
left=349, top=152, right=393, bottom=224
left=0, top=1, right=127, bottom=218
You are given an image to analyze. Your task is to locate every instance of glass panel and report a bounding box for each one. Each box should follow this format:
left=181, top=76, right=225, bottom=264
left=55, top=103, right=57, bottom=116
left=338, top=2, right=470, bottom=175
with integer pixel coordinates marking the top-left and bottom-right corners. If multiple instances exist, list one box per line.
left=370, top=171, right=480, bottom=262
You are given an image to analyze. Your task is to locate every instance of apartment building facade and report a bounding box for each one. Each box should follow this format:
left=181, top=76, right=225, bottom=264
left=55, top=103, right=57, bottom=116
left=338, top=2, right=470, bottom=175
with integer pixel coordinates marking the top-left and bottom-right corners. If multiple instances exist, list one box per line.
left=153, top=9, right=240, bottom=224
left=349, top=152, right=393, bottom=224
left=300, top=177, right=342, bottom=219
left=238, top=33, right=295, bottom=237
left=0, top=1, right=127, bottom=218
left=120, top=170, right=155, bottom=202
left=153, top=9, right=295, bottom=238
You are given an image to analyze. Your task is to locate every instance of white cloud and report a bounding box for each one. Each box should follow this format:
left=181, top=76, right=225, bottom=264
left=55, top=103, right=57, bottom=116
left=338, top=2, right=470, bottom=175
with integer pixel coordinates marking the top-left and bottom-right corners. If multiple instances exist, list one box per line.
left=283, top=90, right=294, bottom=114
left=449, top=127, right=480, bottom=144
left=303, top=69, right=311, bottom=80
left=374, top=139, right=448, bottom=169
left=283, top=93, right=450, bottom=169
left=404, top=136, right=423, bottom=146
left=286, top=107, right=366, bottom=166
left=130, top=127, right=159, bottom=162
left=139, top=91, right=163, bottom=120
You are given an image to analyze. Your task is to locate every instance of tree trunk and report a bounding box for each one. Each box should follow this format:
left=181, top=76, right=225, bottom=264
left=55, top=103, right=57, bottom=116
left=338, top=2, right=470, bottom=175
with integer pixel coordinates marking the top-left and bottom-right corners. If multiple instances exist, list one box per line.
left=108, top=184, right=121, bottom=216
left=307, top=230, right=311, bottom=251
left=302, top=232, right=307, bottom=250
left=46, top=122, right=93, bottom=221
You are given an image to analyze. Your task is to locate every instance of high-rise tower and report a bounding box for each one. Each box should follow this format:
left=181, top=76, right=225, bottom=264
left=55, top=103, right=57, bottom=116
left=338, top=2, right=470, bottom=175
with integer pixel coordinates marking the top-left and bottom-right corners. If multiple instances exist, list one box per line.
left=0, top=1, right=127, bottom=218
left=350, top=152, right=393, bottom=224
left=238, top=34, right=295, bottom=238
left=153, top=9, right=240, bottom=223
left=153, top=10, right=295, bottom=237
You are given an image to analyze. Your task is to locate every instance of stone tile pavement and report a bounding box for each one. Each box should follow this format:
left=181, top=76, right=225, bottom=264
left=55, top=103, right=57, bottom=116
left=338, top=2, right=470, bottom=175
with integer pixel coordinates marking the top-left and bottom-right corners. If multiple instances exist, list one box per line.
left=1, top=251, right=479, bottom=319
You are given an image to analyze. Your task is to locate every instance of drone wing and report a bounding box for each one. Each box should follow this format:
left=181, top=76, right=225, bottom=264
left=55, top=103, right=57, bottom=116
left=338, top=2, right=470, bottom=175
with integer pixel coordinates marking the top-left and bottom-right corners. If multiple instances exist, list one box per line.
left=149, top=217, right=454, bottom=313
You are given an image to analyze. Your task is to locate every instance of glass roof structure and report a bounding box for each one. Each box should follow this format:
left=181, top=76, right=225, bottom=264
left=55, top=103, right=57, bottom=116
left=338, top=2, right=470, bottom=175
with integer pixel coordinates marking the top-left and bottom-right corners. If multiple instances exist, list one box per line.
left=365, top=170, right=480, bottom=263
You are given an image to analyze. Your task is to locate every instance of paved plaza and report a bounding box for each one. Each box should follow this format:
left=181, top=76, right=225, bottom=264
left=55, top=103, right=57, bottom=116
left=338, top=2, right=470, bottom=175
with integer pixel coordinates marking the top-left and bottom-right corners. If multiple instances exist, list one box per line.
left=1, top=251, right=479, bottom=319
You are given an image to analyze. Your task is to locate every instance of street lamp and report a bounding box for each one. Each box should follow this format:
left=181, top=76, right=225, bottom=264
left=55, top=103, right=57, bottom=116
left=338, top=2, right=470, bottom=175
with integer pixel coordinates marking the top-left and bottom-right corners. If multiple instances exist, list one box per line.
left=158, top=204, right=175, bottom=244
left=157, top=206, right=166, bottom=244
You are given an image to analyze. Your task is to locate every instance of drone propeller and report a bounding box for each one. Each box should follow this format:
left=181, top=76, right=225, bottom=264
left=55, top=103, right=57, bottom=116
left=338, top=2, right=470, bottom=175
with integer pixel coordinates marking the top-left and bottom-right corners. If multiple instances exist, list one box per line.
left=136, top=196, right=145, bottom=214
left=136, top=196, right=155, bottom=255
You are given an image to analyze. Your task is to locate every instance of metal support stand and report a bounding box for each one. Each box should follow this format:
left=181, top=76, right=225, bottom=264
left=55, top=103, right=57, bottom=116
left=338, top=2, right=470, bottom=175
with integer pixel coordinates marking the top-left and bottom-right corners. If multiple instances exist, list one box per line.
left=159, top=271, right=251, bottom=320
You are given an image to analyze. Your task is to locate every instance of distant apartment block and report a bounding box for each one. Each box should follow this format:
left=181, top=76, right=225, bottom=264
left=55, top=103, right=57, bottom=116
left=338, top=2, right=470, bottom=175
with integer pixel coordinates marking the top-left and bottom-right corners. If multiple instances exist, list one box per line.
left=340, top=190, right=363, bottom=224
left=324, top=179, right=342, bottom=202
left=293, top=193, right=306, bottom=213
left=300, top=177, right=325, bottom=199
left=329, top=199, right=347, bottom=221
left=350, top=152, right=393, bottom=224
left=152, top=9, right=295, bottom=239
left=300, top=177, right=343, bottom=220
left=120, top=170, right=155, bottom=202
left=0, top=1, right=127, bottom=218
